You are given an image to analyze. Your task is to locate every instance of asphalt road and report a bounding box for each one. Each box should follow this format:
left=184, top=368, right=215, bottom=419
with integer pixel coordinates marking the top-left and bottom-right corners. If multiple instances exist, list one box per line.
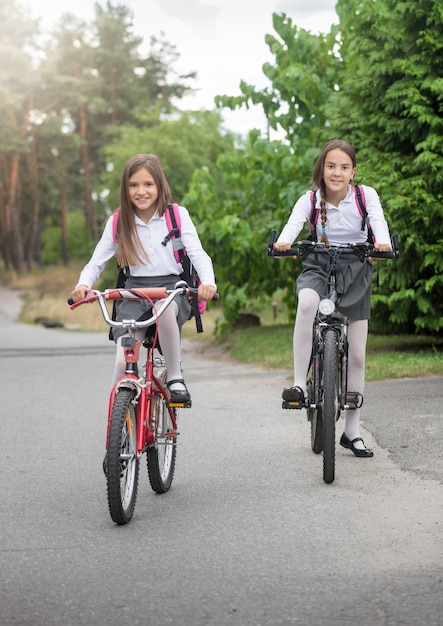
left=0, top=302, right=441, bottom=626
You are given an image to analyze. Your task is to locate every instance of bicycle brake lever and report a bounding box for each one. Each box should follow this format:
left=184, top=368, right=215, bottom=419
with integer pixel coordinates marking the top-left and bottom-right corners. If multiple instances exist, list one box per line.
left=67, top=290, right=97, bottom=309
left=267, top=230, right=277, bottom=256
left=391, top=234, right=400, bottom=258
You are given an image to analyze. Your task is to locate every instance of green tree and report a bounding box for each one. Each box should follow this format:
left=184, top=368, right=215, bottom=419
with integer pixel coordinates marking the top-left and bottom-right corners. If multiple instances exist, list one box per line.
left=192, top=15, right=342, bottom=327
left=190, top=7, right=442, bottom=335
left=184, top=132, right=301, bottom=329
left=0, top=1, right=201, bottom=274
left=331, top=0, right=443, bottom=333
left=0, top=0, right=41, bottom=274
left=102, top=109, right=237, bottom=204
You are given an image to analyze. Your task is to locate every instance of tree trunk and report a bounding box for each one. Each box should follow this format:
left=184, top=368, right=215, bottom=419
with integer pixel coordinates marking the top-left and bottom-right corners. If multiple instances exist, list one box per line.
left=26, top=130, right=42, bottom=268
left=8, top=155, right=25, bottom=276
left=60, top=162, right=69, bottom=265
left=78, top=104, right=97, bottom=242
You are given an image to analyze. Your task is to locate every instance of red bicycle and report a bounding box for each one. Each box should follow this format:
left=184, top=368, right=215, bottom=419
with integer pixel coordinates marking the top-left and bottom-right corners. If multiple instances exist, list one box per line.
left=69, top=282, right=215, bottom=525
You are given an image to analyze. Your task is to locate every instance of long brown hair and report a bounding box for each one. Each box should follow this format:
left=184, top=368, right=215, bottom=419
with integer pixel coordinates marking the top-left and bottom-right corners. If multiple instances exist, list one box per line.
left=116, top=153, right=172, bottom=267
left=311, top=140, right=357, bottom=244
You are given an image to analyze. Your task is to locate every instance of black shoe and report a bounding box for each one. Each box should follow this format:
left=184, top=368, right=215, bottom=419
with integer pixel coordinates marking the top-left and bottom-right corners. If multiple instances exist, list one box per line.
left=340, top=432, right=374, bottom=457
left=167, top=378, right=191, bottom=407
left=282, top=385, right=305, bottom=409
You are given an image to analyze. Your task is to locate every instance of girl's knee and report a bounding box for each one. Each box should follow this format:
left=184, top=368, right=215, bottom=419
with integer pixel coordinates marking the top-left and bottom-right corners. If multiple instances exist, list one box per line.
left=297, top=290, right=319, bottom=318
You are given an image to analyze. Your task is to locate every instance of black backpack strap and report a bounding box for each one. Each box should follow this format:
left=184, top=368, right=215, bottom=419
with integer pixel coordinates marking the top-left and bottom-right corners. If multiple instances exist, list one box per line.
left=308, top=190, right=318, bottom=242
left=167, top=205, right=203, bottom=333
left=354, top=185, right=374, bottom=245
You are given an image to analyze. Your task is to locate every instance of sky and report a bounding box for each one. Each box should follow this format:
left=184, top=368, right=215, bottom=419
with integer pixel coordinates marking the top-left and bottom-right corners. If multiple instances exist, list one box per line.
left=28, top=0, right=338, bottom=134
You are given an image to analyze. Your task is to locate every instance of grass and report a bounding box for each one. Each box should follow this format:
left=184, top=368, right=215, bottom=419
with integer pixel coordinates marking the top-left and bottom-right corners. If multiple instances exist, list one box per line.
left=2, top=263, right=442, bottom=381
left=0, top=262, right=220, bottom=337
left=4, top=262, right=109, bottom=332
left=227, top=324, right=443, bottom=381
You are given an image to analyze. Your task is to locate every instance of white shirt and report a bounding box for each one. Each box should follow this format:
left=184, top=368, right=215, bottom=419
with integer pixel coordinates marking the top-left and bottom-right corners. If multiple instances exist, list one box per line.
left=277, top=185, right=391, bottom=246
left=77, top=205, right=216, bottom=288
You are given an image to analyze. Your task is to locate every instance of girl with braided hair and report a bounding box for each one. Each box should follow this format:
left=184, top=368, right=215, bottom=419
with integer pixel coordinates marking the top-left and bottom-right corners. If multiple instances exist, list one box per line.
left=274, top=140, right=392, bottom=457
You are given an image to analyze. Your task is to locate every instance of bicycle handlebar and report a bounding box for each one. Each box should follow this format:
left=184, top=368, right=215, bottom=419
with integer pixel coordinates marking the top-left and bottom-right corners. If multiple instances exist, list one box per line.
left=267, top=231, right=400, bottom=260
left=67, top=282, right=219, bottom=329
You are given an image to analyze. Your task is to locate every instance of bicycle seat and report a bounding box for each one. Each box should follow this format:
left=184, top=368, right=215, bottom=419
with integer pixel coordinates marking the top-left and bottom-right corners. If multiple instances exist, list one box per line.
left=142, top=326, right=163, bottom=354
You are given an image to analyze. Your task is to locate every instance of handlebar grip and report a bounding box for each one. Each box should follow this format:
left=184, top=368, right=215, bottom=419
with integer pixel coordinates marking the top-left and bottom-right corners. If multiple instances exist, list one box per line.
left=369, top=234, right=400, bottom=259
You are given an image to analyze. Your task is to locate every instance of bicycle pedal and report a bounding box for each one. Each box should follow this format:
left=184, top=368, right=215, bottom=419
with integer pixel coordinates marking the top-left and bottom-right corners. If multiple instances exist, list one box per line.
left=282, top=400, right=304, bottom=410
left=345, top=391, right=364, bottom=409
left=168, top=400, right=192, bottom=409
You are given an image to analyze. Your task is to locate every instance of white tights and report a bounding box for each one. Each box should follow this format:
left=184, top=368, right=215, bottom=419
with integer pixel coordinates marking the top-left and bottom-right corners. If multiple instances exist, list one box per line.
left=111, top=299, right=184, bottom=391
left=292, top=288, right=368, bottom=446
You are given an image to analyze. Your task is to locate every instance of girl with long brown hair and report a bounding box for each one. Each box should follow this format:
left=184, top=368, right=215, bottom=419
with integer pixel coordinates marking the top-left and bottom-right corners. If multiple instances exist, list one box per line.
left=71, top=153, right=216, bottom=406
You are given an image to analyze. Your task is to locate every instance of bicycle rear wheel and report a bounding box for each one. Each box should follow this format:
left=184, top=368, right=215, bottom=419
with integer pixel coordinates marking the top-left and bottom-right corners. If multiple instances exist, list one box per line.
left=106, top=388, right=139, bottom=524
left=147, top=370, right=177, bottom=493
left=322, top=329, right=338, bottom=484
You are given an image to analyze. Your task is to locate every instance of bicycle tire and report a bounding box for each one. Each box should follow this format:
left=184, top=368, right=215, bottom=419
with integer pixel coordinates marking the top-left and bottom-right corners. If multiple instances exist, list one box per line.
left=106, top=388, right=139, bottom=525
left=322, top=328, right=338, bottom=484
left=147, top=370, right=177, bottom=493
left=307, top=380, right=323, bottom=453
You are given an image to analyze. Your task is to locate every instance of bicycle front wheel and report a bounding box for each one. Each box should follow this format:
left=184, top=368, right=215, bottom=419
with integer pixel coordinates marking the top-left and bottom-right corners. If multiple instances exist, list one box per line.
left=147, top=371, right=177, bottom=493
left=322, top=329, right=338, bottom=484
left=106, top=388, right=139, bottom=525
left=307, top=381, right=323, bottom=454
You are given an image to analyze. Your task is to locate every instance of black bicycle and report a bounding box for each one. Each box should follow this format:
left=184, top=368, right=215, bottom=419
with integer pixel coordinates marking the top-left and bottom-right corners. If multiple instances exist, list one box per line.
left=268, top=232, right=399, bottom=483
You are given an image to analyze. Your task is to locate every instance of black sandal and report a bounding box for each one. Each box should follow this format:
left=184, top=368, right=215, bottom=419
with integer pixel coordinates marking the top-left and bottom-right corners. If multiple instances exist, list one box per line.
left=167, top=378, right=191, bottom=407
left=282, top=385, right=305, bottom=409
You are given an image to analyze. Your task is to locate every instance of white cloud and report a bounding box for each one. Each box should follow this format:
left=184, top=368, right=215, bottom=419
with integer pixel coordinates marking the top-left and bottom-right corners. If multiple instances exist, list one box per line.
left=152, top=0, right=222, bottom=32
left=276, top=0, right=337, bottom=17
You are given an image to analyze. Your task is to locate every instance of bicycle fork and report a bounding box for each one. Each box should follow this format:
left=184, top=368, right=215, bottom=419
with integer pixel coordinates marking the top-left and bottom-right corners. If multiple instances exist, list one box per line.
left=105, top=340, right=178, bottom=456
left=309, top=318, right=350, bottom=417
left=316, top=317, right=363, bottom=414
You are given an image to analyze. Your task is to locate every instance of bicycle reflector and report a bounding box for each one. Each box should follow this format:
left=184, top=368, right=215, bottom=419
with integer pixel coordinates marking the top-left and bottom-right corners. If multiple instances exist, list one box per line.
left=318, top=298, right=335, bottom=315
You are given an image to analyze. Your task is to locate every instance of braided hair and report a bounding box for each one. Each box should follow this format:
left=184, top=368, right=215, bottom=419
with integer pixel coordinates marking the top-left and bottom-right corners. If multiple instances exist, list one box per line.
left=311, top=140, right=357, bottom=245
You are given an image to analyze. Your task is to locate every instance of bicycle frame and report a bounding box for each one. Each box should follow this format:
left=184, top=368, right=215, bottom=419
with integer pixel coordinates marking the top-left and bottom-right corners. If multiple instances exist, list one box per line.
left=309, top=311, right=348, bottom=415
left=308, top=257, right=363, bottom=417
left=70, top=285, right=188, bottom=456
left=106, top=337, right=177, bottom=456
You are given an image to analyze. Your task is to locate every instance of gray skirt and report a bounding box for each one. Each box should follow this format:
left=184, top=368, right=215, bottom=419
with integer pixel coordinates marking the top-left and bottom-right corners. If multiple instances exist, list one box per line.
left=111, top=274, right=192, bottom=342
left=296, top=255, right=374, bottom=320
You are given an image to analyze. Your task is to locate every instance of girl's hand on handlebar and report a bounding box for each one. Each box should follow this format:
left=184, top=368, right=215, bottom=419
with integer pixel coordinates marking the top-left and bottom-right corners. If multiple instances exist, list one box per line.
left=70, top=284, right=90, bottom=303
left=373, top=242, right=392, bottom=253
left=198, top=284, right=217, bottom=301
left=273, top=242, right=292, bottom=252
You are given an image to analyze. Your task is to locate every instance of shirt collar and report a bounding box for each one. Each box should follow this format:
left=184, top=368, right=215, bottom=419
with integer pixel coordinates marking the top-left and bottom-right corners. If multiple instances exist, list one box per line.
left=133, top=210, right=161, bottom=226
